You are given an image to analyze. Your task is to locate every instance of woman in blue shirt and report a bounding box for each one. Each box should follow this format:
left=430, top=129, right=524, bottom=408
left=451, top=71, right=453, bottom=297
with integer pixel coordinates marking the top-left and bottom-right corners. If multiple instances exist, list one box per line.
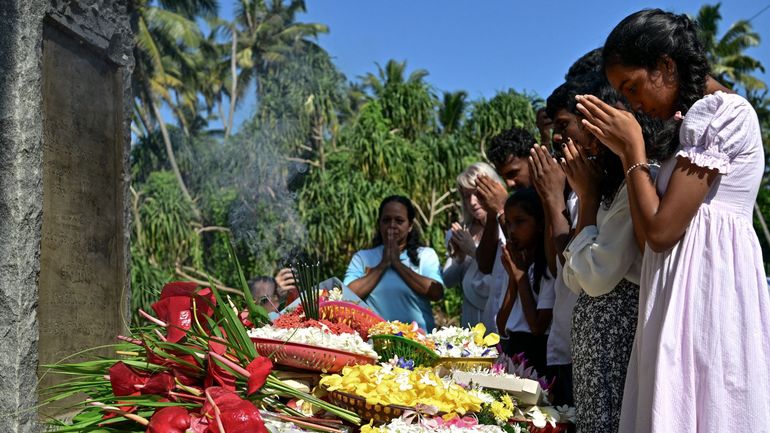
left=344, top=195, right=444, bottom=331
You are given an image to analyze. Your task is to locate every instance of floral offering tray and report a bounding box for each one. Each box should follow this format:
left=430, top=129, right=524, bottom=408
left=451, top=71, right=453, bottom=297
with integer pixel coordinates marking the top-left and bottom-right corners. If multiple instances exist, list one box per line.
left=319, top=300, right=384, bottom=339
left=326, top=390, right=442, bottom=425
left=370, top=334, right=439, bottom=367
left=251, top=337, right=376, bottom=373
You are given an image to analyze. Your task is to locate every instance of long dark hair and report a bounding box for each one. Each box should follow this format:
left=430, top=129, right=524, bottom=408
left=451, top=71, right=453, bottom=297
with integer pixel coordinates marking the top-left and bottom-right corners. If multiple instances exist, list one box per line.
left=504, top=188, right=549, bottom=295
left=372, top=195, right=424, bottom=267
left=603, top=9, right=710, bottom=160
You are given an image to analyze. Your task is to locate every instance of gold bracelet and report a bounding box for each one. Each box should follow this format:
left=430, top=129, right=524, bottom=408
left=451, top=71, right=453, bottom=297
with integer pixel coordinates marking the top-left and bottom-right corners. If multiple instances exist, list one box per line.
left=625, top=162, right=649, bottom=177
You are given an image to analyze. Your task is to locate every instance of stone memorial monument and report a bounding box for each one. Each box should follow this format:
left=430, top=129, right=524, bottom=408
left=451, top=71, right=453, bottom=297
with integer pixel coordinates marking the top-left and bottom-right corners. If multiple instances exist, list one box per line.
left=0, top=1, right=134, bottom=431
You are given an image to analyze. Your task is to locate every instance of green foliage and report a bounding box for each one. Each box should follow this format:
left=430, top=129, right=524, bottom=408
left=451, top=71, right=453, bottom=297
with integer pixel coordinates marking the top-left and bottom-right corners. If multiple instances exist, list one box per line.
left=362, top=60, right=436, bottom=140
left=127, top=0, right=543, bottom=329
left=130, top=170, right=203, bottom=323
left=437, top=285, right=464, bottom=326
left=129, top=246, right=170, bottom=325
left=298, top=68, right=536, bottom=279
left=463, top=89, right=538, bottom=156
left=138, top=171, right=203, bottom=268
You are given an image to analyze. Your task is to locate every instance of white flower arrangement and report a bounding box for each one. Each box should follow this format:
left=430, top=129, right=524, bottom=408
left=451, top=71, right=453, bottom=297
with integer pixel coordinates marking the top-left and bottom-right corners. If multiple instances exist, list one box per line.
left=428, top=325, right=499, bottom=358
left=248, top=324, right=378, bottom=358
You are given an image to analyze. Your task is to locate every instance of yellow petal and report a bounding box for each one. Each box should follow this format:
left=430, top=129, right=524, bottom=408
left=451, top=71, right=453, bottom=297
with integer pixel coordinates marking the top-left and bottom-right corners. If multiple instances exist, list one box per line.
left=483, top=332, right=500, bottom=346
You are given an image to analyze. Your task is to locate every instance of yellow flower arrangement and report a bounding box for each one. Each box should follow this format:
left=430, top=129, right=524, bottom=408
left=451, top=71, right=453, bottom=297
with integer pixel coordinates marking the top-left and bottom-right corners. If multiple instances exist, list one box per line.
left=320, top=364, right=482, bottom=415
left=369, top=321, right=436, bottom=350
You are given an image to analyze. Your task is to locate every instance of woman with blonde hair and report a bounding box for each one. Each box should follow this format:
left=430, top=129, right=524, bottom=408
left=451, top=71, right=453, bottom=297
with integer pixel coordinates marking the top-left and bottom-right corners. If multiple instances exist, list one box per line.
left=444, top=162, right=507, bottom=328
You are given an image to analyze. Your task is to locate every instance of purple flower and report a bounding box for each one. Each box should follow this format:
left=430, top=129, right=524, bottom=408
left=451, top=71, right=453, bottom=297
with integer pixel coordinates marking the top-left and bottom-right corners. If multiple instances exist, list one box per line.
left=397, top=358, right=415, bottom=370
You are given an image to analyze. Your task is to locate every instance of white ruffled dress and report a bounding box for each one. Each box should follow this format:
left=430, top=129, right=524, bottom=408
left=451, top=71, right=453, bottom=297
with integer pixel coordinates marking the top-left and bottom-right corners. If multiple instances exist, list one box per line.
left=619, top=92, right=770, bottom=432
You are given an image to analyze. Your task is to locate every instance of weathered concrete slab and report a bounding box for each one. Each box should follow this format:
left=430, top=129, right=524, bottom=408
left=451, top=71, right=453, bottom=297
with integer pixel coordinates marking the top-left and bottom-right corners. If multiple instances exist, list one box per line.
left=0, top=1, right=133, bottom=431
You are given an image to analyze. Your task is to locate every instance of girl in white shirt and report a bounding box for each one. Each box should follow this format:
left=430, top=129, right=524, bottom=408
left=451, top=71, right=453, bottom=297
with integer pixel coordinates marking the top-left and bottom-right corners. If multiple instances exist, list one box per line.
left=492, top=188, right=555, bottom=375
left=558, top=74, right=642, bottom=433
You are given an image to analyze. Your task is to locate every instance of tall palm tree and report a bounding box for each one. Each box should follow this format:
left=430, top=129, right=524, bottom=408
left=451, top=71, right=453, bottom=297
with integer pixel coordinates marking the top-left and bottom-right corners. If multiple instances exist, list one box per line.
left=131, top=0, right=216, bottom=220
left=438, top=90, right=468, bottom=135
left=696, top=3, right=766, bottom=93
left=231, top=0, right=328, bottom=101
left=361, top=59, right=430, bottom=97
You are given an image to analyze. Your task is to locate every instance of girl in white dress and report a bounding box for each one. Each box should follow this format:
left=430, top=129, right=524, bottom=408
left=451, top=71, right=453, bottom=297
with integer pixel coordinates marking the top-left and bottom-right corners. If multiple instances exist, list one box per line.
left=577, top=9, right=770, bottom=433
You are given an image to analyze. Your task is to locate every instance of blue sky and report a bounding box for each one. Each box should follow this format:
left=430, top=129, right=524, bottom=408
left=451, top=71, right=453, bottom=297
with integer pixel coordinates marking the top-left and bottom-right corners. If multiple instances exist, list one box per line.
left=218, top=0, right=770, bottom=130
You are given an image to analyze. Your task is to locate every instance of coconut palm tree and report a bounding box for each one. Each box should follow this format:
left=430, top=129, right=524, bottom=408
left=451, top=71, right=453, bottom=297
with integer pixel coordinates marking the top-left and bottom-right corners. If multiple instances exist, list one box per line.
left=695, top=3, right=766, bottom=93
left=231, top=0, right=328, bottom=101
left=132, top=0, right=217, bottom=220
left=438, top=90, right=468, bottom=135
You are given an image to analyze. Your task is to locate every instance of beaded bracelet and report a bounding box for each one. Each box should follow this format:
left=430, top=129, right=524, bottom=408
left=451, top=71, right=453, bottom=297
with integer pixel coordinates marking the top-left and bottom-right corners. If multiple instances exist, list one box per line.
left=625, top=162, right=649, bottom=177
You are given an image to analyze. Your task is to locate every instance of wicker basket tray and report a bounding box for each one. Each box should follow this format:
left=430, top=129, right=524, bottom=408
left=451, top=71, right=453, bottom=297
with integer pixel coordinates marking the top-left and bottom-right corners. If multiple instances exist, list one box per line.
left=326, top=390, right=426, bottom=425
left=251, top=337, right=376, bottom=373
left=319, top=301, right=384, bottom=340
left=370, top=334, right=439, bottom=367
left=435, top=356, right=495, bottom=371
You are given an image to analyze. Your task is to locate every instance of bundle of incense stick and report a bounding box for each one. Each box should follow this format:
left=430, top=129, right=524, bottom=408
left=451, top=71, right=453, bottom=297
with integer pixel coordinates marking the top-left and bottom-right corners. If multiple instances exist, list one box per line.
left=292, top=262, right=321, bottom=320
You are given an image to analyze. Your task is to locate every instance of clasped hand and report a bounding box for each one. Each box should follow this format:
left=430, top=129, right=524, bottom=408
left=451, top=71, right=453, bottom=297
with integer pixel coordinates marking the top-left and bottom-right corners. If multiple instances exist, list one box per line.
left=379, top=231, right=402, bottom=268
left=560, top=138, right=600, bottom=202
left=500, top=240, right=529, bottom=282
left=449, top=222, right=475, bottom=260
left=575, top=94, right=646, bottom=164
left=529, top=144, right=566, bottom=205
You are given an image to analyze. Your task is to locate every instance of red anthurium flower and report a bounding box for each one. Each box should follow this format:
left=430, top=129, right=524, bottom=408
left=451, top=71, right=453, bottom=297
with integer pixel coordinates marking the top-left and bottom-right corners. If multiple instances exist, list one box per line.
left=151, top=296, right=194, bottom=343
left=246, top=357, right=273, bottom=395
left=159, top=282, right=201, bottom=298
left=146, top=406, right=192, bottom=433
left=209, top=329, right=228, bottom=355
left=151, top=282, right=216, bottom=343
left=109, top=361, right=148, bottom=396
left=141, top=372, right=175, bottom=396
left=202, top=387, right=267, bottom=433
left=204, top=354, right=237, bottom=391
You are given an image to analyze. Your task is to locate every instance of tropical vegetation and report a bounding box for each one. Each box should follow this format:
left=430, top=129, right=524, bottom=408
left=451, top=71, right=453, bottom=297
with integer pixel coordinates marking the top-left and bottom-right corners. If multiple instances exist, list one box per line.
left=129, top=1, right=770, bottom=322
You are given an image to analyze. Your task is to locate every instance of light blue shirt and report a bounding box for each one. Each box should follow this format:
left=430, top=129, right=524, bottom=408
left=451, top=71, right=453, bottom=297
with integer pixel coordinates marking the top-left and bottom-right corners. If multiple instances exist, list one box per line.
left=343, top=246, right=444, bottom=331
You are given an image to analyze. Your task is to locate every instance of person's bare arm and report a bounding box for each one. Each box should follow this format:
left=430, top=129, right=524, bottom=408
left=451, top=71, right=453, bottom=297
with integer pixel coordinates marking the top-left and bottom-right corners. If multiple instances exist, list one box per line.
left=392, top=261, right=444, bottom=301
left=347, top=263, right=389, bottom=299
